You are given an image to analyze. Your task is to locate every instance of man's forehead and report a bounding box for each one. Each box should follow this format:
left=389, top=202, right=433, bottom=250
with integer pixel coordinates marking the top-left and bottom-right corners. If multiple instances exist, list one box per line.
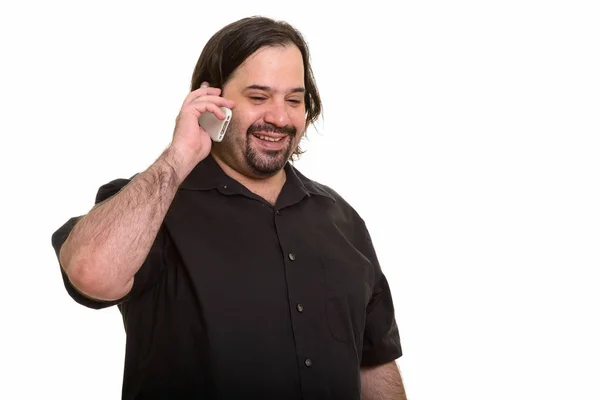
left=237, top=46, right=303, bottom=73
left=225, top=45, right=304, bottom=91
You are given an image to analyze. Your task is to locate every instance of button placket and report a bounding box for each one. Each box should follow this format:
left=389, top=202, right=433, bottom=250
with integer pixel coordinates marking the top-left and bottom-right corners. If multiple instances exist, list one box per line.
left=275, top=207, right=316, bottom=384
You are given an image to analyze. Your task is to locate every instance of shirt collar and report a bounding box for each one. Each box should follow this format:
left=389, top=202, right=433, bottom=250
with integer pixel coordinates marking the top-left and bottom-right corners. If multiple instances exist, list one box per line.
left=179, top=153, right=235, bottom=191
left=179, top=153, right=336, bottom=203
left=284, top=162, right=336, bottom=203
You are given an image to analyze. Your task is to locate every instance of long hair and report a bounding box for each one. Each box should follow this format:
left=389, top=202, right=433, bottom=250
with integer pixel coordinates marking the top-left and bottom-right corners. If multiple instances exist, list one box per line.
left=190, top=16, right=322, bottom=160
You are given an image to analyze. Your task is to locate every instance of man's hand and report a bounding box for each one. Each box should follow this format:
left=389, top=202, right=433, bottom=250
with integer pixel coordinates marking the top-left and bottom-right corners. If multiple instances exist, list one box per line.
left=169, top=82, right=235, bottom=179
left=360, top=361, right=407, bottom=400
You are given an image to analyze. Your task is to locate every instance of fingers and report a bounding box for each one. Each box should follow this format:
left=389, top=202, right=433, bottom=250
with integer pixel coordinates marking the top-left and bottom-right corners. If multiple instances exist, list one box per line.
left=181, top=81, right=235, bottom=112
left=183, top=82, right=227, bottom=103
left=182, top=86, right=220, bottom=106
left=181, top=100, right=228, bottom=120
left=190, top=94, right=234, bottom=110
left=183, top=96, right=233, bottom=118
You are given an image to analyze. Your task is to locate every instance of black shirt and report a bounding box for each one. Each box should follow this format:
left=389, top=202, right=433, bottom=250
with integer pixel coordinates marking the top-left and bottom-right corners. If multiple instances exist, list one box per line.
left=51, top=155, right=402, bottom=400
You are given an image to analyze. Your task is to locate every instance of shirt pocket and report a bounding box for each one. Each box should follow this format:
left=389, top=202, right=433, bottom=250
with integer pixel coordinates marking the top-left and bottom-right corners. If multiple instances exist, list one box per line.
left=321, top=254, right=374, bottom=344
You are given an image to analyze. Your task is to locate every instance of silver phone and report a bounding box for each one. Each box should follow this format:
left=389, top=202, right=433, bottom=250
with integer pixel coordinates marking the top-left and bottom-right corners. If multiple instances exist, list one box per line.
left=198, top=106, right=232, bottom=142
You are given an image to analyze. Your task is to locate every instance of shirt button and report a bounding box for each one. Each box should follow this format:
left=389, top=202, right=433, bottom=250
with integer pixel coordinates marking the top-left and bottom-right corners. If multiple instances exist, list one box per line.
left=296, top=303, right=304, bottom=312
left=288, top=253, right=296, bottom=261
left=276, top=210, right=281, bottom=215
left=304, top=358, right=312, bottom=367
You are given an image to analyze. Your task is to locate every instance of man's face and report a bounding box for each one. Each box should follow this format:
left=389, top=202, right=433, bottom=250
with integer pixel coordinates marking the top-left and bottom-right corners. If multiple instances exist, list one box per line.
left=215, top=44, right=307, bottom=178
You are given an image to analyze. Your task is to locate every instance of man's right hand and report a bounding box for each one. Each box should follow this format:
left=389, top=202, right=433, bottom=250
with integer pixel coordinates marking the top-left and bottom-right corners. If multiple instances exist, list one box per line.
left=169, top=82, right=235, bottom=173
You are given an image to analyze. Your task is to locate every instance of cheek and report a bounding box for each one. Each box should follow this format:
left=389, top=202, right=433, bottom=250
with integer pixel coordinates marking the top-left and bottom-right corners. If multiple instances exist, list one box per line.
left=229, top=115, right=251, bottom=135
left=232, top=108, right=262, bottom=131
left=291, top=105, right=307, bottom=127
left=292, top=114, right=307, bottom=136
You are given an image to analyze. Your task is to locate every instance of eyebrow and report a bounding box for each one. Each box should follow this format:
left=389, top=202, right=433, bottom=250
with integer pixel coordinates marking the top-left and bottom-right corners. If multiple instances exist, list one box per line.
left=243, top=84, right=305, bottom=94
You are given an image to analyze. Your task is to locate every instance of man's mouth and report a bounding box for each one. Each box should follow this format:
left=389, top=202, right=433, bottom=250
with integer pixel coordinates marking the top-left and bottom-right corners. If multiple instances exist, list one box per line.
left=252, top=133, right=285, bottom=142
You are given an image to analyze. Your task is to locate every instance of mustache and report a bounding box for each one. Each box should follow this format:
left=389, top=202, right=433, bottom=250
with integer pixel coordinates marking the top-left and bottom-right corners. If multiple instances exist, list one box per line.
left=247, top=123, right=296, bottom=137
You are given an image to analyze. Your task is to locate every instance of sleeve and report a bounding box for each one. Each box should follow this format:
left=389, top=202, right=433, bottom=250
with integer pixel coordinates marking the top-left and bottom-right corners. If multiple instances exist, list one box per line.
left=359, top=221, right=403, bottom=367
left=51, top=177, right=167, bottom=310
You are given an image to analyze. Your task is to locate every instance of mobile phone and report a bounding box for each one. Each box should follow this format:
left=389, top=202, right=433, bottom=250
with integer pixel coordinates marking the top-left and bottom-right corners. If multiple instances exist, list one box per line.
left=197, top=83, right=231, bottom=142
left=198, top=106, right=232, bottom=142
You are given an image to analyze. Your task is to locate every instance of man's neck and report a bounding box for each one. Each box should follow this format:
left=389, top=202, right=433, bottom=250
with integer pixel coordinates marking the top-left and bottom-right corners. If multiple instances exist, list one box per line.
left=210, top=152, right=287, bottom=205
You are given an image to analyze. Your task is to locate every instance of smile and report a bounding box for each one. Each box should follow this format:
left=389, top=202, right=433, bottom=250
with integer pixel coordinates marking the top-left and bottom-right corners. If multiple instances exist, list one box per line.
left=253, top=134, right=284, bottom=142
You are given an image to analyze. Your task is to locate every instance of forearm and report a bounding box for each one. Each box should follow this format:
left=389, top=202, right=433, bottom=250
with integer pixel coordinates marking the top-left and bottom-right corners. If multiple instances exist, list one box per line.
left=60, top=147, right=187, bottom=300
left=360, top=361, right=407, bottom=400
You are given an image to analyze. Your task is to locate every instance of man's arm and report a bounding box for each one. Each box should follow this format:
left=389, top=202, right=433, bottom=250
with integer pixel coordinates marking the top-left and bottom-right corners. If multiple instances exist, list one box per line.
left=58, top=84, right=234, bottom=302
left=360, top=361, right=407, bottom=400
left=59, top=148, right=187, bottom=302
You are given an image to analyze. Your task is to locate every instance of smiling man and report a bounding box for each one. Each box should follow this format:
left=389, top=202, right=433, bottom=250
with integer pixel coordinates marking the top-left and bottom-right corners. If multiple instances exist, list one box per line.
left=51, top=16, right=406, bottom=400
left=210, top=44, right=307, bottom=204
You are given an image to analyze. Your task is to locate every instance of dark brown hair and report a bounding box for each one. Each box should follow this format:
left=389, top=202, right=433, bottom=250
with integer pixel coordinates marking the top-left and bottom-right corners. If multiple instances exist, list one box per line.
left=190, top=16, right=322, bottom=160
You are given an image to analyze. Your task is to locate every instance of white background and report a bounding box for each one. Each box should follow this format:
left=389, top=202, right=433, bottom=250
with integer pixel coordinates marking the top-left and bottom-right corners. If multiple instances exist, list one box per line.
left=1, top=1, right=599, bottom=399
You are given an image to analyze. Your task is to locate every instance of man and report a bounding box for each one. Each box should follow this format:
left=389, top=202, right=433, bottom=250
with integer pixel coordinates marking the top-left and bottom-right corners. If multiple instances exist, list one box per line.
left=51, top=16, right=407, bottom=399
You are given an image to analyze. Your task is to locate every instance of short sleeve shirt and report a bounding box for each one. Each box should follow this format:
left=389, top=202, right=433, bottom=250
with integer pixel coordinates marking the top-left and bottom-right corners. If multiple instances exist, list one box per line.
left=51, top=154, right=402, bottom=400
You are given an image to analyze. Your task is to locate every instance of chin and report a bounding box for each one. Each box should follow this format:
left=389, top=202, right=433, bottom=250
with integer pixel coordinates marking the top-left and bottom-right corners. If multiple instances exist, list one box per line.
left=248, top=158, right=287, bottom=177
left=246, top=148, right=291, bottom=177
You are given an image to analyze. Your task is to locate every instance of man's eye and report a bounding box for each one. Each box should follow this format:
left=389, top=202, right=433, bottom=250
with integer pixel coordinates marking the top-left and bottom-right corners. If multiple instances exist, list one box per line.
left=250, top=96, right=266, bottom=101
left=288, top=99, right=301, bottom=104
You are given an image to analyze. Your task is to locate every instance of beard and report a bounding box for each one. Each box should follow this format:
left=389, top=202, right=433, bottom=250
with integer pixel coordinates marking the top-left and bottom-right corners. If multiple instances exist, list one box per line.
left=219, top=117, right=298, bottom=177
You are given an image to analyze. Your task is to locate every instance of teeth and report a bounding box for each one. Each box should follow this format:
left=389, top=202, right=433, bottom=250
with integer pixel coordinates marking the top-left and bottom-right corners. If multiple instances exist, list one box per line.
left=256, top=134, right=282, bottom=142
